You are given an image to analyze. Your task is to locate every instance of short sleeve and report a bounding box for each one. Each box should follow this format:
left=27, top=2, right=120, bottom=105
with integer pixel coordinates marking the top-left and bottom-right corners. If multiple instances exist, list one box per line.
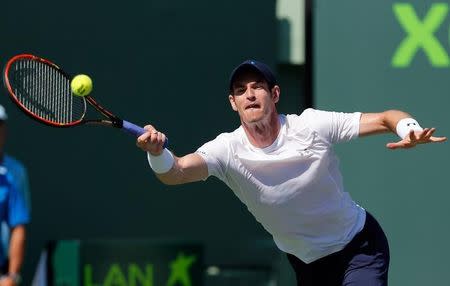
left=196, top=135, right=230, bottom=181
left=7, top=182, right=30, bottom=227
left=14, top=164, right=31, bottom=213
left=3, top=158, right=31, bottom=227
left=299, top=108, right=361, bottom=144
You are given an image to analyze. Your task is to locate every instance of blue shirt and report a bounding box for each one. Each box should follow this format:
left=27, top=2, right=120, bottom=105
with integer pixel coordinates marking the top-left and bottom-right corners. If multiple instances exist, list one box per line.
left=0, top=154, right=30, bottom=265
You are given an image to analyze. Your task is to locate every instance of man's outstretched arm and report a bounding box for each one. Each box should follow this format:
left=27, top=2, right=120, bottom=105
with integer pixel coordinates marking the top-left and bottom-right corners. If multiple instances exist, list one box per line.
left=359, top=110, right=446, bottom=149
left=136, top=125, right=208, bottom=185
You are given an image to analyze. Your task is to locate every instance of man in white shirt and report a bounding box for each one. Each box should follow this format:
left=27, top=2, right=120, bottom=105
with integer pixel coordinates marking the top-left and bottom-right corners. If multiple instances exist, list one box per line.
left=136, top=60, right=446, bottom=286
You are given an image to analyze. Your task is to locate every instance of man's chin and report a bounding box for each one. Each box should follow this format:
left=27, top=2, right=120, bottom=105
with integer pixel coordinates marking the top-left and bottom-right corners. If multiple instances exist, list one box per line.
left=242, top=116, right=264, bottom=125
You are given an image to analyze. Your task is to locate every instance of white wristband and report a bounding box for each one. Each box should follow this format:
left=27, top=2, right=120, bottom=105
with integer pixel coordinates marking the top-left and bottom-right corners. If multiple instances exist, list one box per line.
left=147, top=149, right=175, bottom=174
left=396, top=118, right=423, bottom=139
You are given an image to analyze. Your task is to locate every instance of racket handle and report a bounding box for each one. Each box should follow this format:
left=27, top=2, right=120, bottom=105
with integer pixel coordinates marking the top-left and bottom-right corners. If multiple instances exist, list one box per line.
left=122, top=120, right=169, bottom=148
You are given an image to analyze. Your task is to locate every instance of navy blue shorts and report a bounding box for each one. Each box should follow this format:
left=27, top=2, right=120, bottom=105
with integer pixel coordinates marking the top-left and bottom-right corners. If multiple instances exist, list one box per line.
left=286, top=212, right=390, bottom=286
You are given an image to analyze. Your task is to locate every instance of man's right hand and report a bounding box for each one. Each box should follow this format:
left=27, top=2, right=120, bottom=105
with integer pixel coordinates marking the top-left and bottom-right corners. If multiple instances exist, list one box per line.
left=136, top=125, right=168, bottom=155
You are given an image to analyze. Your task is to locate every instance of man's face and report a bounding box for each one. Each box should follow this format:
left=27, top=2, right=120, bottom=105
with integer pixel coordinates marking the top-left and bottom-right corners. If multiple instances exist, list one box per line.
left=228, top=72, right=279, bottom=125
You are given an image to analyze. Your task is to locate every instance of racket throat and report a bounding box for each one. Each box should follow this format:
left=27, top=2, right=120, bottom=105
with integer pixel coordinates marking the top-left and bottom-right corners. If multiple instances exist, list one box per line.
left=85, top=96, right=123, bottom=128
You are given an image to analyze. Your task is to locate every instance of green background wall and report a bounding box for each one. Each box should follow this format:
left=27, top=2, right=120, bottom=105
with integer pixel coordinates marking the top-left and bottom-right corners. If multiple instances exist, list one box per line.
left=0, top=0, right=303, bottom=284
left=314, top=1, right=450, bottom=285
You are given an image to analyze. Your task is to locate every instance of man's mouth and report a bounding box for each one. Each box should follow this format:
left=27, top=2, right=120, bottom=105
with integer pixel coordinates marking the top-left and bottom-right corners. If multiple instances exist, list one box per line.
left=245, top=103, right=260, bottom=110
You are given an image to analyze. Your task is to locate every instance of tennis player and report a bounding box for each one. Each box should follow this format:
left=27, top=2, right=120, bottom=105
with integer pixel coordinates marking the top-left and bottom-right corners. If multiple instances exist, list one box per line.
left=136, top=60, right=446, bottom=286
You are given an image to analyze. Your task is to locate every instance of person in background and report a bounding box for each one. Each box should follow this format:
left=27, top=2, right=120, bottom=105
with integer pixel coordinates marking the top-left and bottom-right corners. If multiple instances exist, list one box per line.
left=0, top=104, right=30, bottom=286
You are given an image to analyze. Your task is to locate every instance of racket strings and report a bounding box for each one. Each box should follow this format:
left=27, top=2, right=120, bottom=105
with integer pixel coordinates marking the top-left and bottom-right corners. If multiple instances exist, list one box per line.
left=9, top=60, right=85, bottom=124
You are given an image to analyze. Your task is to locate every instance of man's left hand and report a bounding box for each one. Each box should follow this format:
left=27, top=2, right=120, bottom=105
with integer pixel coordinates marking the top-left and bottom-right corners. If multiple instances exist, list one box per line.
left=386, top=128, right=447, bottom=149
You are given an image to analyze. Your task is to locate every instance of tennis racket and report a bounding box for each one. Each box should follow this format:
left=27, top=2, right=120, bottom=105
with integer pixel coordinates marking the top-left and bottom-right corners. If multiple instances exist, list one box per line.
left=3, top=54, right=168, bottom=147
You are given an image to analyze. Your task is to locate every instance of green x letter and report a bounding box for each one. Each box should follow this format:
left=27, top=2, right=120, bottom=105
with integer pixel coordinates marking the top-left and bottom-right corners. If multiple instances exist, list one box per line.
left=392, top=3, right=449, bottom=68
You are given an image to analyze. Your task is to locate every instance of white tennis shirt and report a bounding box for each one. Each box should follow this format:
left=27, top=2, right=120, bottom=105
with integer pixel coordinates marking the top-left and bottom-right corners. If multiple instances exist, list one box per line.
left=196, top=108, right=366, bottom=263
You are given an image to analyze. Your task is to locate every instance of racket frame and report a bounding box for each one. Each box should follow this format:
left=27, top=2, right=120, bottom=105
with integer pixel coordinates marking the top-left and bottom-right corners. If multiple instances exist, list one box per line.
left=3, top=54, right=123, bottom=128
left=3, top=54, right=161, bottom=143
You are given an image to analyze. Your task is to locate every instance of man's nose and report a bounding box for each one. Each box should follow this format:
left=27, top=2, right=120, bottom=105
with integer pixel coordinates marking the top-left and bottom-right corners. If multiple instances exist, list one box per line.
left=245, top=87, right=256, bottom=99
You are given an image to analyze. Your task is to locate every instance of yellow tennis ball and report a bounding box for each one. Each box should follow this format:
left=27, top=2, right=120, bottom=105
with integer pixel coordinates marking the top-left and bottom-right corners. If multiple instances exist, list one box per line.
left=71, top=74, right=93, bottom=97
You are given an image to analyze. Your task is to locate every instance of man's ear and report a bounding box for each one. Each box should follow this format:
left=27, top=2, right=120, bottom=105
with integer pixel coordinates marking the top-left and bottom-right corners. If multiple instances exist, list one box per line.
left=229, top=94, right=238, bottom=111
left=272, top=85, right=280, bottom=104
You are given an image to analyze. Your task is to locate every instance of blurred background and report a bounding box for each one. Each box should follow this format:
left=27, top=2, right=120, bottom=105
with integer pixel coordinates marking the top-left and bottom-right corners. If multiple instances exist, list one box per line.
left=0, top=0, right=449, bottom=285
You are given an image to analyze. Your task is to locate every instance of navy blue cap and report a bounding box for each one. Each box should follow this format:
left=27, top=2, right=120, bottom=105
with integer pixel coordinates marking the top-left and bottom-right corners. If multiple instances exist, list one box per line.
left=229, top=60, right=277, bottom=93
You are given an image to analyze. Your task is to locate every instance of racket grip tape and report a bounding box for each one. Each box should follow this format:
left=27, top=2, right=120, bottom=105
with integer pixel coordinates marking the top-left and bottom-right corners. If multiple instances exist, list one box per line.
left=122, top=120, right=169, bottom=148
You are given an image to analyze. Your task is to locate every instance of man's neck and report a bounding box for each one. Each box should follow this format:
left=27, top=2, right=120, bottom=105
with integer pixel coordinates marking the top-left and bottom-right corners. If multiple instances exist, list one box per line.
left=242, top=113, right=281, bottom=148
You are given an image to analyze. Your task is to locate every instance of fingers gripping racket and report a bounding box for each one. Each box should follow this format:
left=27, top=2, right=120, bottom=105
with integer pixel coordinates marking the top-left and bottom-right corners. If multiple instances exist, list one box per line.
left=3, top=54, right=168, bottom=147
